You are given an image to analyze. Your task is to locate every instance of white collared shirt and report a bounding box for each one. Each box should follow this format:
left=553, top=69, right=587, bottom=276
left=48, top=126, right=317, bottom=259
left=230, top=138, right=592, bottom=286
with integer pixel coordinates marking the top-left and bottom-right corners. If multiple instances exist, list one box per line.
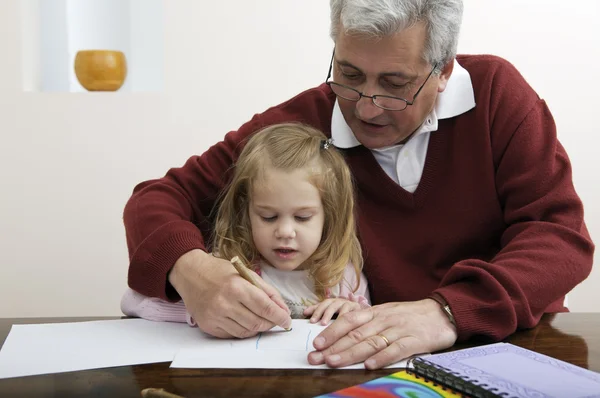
left=331, top=60, right=476, bottom=192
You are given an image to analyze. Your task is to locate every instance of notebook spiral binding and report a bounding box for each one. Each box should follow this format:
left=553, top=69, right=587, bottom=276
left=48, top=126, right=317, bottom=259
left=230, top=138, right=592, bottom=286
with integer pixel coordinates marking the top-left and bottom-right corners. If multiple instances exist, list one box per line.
left=407, top=357, right=506, bottom=398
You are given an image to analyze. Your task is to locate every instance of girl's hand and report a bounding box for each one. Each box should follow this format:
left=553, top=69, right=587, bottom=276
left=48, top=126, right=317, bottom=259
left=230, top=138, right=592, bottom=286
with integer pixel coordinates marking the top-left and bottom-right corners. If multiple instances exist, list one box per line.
left=303, top=298, right=362, bottom=325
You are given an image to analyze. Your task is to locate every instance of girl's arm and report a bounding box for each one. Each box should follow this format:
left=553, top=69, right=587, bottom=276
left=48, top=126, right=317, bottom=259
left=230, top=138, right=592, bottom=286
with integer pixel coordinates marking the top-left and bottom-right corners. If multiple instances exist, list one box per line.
left=120, top=288, right=196, bottom=326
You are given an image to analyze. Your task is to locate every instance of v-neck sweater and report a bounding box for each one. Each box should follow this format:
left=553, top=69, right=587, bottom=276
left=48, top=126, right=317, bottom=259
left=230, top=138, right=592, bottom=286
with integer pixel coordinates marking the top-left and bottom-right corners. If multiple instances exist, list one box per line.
left=124, top=54, right=594, bottom=342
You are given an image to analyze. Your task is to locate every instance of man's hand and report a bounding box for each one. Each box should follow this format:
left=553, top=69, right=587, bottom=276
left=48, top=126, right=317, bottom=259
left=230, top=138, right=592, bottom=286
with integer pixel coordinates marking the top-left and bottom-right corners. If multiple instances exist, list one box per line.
left=307, top=299, right=457, bottom=369
left=303, top=298, right=363, bottom=325
left=168, top=249, right=292, bottom=338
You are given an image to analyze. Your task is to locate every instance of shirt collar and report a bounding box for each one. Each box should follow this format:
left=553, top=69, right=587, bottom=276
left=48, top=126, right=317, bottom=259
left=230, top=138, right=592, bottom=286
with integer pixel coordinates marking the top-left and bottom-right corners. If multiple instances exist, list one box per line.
left=331, top=59, right=476, bottom=149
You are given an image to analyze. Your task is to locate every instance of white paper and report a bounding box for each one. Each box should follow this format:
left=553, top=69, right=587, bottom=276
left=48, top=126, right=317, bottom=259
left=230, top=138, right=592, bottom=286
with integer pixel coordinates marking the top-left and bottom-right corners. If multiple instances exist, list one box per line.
left=0, top=319, right=201, bottom=379
left=171, top=320, right=410, bottom=369
left=0, top=319, right=412, bottom=379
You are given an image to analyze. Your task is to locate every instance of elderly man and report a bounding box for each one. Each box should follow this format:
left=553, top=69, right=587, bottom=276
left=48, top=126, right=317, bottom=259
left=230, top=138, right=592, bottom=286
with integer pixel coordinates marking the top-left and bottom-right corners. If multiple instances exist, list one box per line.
left=123, top=0, right=594, bottom=369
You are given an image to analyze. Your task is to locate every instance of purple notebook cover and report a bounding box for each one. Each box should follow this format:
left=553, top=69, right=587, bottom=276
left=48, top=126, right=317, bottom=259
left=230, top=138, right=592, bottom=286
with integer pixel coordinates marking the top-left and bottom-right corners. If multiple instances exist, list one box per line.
left=420, top=342, right=600, bottom=398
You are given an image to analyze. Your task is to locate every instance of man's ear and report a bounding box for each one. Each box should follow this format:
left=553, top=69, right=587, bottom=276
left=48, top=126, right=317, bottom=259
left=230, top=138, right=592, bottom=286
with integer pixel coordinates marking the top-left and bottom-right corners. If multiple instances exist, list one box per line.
left=437, top=59, right=455, bottom=93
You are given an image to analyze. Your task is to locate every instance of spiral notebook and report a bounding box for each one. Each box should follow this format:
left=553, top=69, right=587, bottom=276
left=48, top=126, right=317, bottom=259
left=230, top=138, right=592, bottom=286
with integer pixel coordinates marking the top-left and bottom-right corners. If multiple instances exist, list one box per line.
left=317, top=342, right=600, bottom=398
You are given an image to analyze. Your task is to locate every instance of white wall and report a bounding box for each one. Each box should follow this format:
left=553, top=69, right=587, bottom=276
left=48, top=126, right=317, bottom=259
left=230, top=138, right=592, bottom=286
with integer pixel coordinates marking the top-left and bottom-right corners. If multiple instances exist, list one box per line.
left=0, top=0, right=598, bottom=317
left=38, top=0, right=70, bottom=92
left=129, top=0, right=164, bottom=92
left=20, top=0, right=41, bottom=92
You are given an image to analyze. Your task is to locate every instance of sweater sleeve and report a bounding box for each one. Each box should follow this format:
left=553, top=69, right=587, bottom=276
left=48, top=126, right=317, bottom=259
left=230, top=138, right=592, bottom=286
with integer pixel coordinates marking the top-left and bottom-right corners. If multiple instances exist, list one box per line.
left=123, top=86, right=335, bottom=301
left=433, top=59, right=594, bottom=341
left=123, top=115, right=265, bottom=301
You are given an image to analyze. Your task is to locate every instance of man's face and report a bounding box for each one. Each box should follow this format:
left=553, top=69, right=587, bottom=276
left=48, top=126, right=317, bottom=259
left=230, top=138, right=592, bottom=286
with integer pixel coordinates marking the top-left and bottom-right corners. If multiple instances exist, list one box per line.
left=333, top=22, right=452, bottom=149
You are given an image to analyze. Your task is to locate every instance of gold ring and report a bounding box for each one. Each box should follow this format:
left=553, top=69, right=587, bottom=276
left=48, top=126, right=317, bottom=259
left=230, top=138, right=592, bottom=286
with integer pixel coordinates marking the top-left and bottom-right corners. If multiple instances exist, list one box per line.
left=378, top=334, right=390, bottom=347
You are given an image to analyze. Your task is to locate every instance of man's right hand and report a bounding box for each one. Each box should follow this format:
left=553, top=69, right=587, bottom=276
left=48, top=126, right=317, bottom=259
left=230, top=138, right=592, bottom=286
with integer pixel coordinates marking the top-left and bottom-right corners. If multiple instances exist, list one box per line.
left=168, top=249, right=292, bottom=338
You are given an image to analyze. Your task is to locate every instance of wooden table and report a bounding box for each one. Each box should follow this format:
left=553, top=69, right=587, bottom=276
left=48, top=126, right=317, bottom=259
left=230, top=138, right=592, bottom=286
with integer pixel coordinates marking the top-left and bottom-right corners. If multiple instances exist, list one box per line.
left=0, top=313, right=599, bottom=397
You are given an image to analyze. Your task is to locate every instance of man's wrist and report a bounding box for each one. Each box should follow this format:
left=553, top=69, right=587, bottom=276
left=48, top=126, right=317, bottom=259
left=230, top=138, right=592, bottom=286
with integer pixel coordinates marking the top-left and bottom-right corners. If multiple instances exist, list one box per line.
left=168, top=249, right=207, bottom=289
left=429, top=294, right=457, bottom=329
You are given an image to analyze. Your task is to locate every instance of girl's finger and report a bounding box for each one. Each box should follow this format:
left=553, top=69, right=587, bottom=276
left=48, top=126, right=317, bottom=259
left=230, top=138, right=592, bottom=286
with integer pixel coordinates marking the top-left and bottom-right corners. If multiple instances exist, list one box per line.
left=309, top=300, right=333, bottom=323
left=320, top=301, right=345, bottom=325
left=303, top=303, right=319, bottom=316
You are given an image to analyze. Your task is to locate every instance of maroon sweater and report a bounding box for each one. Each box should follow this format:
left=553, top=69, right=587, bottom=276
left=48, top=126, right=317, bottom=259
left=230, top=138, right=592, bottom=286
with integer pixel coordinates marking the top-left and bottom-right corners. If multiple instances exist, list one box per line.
left=124, top=54, right=594, bottom=341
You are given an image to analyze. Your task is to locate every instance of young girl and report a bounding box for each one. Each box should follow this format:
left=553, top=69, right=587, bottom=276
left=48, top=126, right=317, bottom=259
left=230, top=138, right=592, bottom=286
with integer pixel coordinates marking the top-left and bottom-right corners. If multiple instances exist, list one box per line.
left=121, top=123, right=370, bottom=326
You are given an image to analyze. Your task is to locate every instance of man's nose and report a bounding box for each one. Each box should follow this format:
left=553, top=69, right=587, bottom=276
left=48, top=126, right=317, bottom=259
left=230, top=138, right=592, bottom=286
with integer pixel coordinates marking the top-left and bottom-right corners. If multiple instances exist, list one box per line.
left=355, top=86, right=385, bottom=120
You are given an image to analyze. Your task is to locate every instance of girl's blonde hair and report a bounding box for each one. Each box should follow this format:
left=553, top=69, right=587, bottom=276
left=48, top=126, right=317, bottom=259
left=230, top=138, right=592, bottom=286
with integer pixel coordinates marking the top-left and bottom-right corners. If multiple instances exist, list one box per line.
left=212, top=123, right=363, bottom=300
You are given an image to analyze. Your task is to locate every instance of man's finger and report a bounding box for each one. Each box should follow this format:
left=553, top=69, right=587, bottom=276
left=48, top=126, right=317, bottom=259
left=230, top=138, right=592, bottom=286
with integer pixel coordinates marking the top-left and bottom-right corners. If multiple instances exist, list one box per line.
left=322, top=332, right=389, bottom=368
left=207, top=327, right=232, bottom=339
left=241, top=283, right=292, bottom=330
left=308, top=311, right=389, bottom=366
left=312, top=308, right=374, bottom=351
left=215, top=317, right=260, bottom=339
left=364, top=335, right=420, bottom=370
left=322, top=326, right=415, bottom=369
left=338, top=302, right=358, bottom=316
left=255, top=275, right=291, bottom=314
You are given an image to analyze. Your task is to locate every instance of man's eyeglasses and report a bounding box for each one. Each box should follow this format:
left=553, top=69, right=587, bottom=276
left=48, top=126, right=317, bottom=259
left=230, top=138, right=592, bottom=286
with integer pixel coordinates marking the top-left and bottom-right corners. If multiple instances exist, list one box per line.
left=325, top=51, right=438, bottom=111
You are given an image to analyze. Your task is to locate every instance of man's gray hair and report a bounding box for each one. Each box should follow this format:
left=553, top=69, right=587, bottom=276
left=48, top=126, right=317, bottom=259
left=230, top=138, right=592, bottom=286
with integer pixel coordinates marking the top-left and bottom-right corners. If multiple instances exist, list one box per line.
left=330, top=0, right=463, bottom=70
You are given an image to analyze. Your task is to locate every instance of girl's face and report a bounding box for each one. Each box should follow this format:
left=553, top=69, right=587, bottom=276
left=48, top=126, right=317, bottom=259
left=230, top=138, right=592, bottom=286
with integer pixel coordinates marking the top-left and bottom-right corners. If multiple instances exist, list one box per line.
left=249, top=166, right=325, bottom=271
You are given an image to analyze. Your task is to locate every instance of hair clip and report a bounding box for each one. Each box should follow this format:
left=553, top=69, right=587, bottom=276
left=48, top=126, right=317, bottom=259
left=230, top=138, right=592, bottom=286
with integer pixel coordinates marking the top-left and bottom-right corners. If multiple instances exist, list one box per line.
left=321, top=138, right=334, bottom=150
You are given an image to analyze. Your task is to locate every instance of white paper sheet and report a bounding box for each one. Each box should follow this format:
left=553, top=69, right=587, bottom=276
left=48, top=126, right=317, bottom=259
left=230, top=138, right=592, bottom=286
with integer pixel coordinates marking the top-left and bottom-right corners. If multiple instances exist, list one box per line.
left=0, top=319, right=412, bottom=379
left=0, top=319, right=201, bottom=379
left=170, top=320, right=410, bottom=369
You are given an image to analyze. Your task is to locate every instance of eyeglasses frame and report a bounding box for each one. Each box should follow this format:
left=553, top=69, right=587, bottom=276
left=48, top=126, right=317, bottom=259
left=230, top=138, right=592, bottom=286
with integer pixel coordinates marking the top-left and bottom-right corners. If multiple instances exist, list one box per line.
left=324, top=50, right=438, bottom=111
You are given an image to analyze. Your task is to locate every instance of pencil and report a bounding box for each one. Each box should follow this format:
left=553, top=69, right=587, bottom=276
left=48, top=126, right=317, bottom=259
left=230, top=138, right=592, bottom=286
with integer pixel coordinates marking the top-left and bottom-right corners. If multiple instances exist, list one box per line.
left=141, top=388, right=186, bottom=398
left=230, top=256, right=292, bottom=331
left=230, top=256, right=262, bottom=288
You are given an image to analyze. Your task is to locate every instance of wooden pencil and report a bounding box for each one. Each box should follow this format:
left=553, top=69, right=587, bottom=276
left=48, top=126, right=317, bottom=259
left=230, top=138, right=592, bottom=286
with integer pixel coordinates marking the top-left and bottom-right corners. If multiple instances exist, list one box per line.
left=141, top=387, right=186, bottom=398
left=230, top=256, right=261, bottom=288
left=230, top=256, right=292, bottom=331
